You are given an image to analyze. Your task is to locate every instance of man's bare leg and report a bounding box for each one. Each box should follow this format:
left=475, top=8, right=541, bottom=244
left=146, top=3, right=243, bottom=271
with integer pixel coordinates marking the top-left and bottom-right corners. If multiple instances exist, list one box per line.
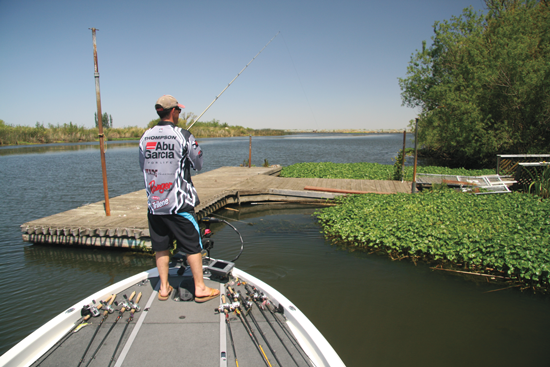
left=156, top=250, right=171, bottom=298
left=187, top=252, right=220, bottom=298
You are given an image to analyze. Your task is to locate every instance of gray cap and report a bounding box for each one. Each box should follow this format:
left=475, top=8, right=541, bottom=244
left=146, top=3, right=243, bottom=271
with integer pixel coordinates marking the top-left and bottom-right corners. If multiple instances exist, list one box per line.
left=155, top=95, right=185, bottom=111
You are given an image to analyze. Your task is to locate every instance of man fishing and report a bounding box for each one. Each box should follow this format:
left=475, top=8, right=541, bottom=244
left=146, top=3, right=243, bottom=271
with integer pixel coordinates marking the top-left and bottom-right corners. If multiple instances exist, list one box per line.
left=139, top=94, right=220, bottom=303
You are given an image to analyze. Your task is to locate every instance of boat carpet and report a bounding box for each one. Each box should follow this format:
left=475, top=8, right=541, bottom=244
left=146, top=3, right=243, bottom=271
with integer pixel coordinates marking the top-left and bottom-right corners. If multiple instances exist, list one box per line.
left=32, top=269, right=313, bottom=367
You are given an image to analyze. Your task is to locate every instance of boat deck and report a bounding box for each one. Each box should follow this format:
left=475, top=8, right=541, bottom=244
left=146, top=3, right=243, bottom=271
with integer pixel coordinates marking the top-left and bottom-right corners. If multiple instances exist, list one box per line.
left=32, top=266, right=314, bottom=367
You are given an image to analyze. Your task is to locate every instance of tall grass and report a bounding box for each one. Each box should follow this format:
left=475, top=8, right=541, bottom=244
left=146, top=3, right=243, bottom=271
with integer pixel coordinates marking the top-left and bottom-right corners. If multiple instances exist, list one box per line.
left=0, top=119, right=286, bottom=145
left=527, top=165, right=550, bottom=199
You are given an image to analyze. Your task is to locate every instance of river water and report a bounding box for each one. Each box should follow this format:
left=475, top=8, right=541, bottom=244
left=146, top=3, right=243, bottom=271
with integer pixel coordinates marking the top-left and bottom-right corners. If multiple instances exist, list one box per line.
left=1, top=133, right=549, bottom=366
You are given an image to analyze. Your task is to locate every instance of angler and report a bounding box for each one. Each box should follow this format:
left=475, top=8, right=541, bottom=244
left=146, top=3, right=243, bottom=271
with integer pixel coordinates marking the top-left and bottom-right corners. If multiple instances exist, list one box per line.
left=108, top=292, right=142, bottom=367
left=78, top=294, right=116, bottom=367
left=84, top=292, right=135, bottom=367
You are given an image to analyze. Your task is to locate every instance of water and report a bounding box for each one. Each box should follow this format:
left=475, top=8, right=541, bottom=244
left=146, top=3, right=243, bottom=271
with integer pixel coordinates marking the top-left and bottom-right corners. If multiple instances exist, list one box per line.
left=1, top=134, right=549, bottom=366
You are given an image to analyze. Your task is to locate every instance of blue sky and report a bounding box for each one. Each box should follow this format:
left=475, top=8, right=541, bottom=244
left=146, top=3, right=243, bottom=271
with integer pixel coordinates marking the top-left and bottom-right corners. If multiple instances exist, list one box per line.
left=0, top=0, right=485, bottom=131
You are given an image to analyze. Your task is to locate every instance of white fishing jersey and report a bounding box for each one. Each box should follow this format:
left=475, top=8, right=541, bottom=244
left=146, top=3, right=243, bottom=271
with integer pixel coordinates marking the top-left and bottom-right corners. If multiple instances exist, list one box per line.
left=139, top=121, right=203, bottom=214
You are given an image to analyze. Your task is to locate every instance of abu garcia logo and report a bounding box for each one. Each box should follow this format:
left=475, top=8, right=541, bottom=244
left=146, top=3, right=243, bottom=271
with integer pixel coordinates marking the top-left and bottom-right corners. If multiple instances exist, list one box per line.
left=145, top=141, right=175, bottom=159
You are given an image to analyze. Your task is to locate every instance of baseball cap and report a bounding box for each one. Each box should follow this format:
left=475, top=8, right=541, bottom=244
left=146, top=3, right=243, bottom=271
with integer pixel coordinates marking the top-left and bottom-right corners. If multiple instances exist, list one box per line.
left=155, top=95, right=185, bottom=111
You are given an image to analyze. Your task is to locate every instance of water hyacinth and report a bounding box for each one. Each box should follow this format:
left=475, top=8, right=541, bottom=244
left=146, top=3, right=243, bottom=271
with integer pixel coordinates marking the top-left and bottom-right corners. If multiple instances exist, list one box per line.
left=314, top=191, right=550, bottom=287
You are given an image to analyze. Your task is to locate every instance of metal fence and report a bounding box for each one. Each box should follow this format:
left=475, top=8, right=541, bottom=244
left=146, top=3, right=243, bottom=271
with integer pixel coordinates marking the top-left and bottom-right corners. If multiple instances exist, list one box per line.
left=496, top=154, right=550, bottom=187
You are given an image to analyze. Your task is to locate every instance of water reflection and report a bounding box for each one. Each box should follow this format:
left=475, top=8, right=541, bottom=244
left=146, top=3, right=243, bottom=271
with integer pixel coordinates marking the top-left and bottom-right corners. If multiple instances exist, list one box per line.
left=0, top=140, right=138, bottom=156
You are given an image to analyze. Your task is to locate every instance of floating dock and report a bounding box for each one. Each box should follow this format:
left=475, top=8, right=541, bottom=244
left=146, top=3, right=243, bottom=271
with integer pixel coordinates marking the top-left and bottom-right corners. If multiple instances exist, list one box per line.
left=21, top=166, right=411, bottom=249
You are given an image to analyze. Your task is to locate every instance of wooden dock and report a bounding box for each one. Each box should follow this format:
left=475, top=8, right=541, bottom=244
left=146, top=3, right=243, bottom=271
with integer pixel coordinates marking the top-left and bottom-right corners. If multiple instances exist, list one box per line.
left=21, top=166, right=411, bottom=249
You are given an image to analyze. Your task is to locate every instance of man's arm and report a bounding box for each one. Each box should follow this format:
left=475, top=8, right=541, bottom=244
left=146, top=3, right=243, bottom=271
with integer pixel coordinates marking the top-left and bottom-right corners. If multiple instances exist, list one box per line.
left=188, top=134, right=203, bottom=171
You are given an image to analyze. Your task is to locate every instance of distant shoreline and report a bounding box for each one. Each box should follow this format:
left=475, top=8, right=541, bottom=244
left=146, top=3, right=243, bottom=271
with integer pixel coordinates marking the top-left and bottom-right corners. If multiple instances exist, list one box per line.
left=285, top=129, right=411, bottom=134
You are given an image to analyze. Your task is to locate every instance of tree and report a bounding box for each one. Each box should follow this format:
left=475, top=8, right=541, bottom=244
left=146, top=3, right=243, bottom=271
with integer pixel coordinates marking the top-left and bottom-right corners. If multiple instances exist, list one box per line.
left=94, top=112, right=113, bottom=128
left=399, top=0, right=550, bottom=168
left=147, top=112, right=197, bottom=129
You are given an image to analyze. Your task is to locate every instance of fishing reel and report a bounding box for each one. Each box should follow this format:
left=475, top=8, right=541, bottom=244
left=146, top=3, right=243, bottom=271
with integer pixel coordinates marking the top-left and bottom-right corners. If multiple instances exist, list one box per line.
left=125, top=295, right=141, bottom=312
left=99, top=300, right=115, bottom=314
left=216, top=301, right=240, bottom=314
left=116, top=295, right=132, bottom=311
left=81, top=300, right=100, bottom=318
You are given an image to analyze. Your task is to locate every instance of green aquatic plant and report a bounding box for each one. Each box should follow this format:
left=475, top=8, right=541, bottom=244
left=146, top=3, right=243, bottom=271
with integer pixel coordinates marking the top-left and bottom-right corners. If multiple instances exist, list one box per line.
left=281, top=162, right=496, bottom=182
left=314, top=191, right=550, bottom=290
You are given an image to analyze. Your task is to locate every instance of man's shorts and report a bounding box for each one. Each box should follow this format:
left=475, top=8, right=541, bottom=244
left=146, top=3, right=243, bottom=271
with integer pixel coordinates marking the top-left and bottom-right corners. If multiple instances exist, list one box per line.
left=147, top=211, right=202, bottom=254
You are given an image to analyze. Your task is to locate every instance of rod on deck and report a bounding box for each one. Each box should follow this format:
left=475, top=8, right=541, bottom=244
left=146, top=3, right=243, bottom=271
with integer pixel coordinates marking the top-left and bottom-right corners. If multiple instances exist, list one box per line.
left=90, top=28, right=111, bottom=216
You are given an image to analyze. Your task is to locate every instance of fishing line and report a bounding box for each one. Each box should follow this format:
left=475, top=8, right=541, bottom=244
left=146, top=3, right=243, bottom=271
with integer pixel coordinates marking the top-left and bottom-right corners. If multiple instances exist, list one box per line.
left=210, top=212, right=254, bottom=226
left=280, top=33, right=318, bottom=129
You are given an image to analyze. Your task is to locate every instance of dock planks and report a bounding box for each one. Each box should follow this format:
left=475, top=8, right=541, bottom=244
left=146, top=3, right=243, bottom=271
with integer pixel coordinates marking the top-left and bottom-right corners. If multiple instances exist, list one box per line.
left=21, top=166, right=411, bottom=249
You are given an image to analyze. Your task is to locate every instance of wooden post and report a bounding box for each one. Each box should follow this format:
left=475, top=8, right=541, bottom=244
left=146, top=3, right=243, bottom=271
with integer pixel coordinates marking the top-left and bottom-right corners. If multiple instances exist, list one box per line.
left=411, top=118, right=419, bottom=194
left=401, top=129, right=406, bottom=182
left=248, top=135, right=252, bottom=168
left=90, top=28, right=110, bottom=216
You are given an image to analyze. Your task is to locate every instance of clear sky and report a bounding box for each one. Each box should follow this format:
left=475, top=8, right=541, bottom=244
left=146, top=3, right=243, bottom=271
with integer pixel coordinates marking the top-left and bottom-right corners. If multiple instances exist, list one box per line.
left=0, top=0, right=485, bottom=131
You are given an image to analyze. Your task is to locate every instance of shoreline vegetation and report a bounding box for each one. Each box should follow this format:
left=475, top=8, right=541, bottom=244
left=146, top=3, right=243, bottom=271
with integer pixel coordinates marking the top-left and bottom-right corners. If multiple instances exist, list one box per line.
left=281, top=162, right=550, bottom=294
left=0, top=119, right=287, bottom=146
left=0, top=119, right=407, bottom=147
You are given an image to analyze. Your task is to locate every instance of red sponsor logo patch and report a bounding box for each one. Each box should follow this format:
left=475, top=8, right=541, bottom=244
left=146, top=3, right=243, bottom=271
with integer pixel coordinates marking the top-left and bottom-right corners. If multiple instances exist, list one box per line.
left=152, top=196, right=160, bottom=201
left=146, top=142, right=156, bottom=150
left=148, top=180, right=173, bottom=194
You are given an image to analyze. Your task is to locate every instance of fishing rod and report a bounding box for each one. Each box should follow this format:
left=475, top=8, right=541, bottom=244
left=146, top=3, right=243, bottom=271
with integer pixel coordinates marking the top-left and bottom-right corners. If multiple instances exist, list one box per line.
left=245, top=283, right=311, bottom=366
left=245, top=283, right=300, bottom=367
left=186, top=31, right=280, bottom=131
left=221, top=294, right=239, bottom=367
left=36, top=299, right=107, bottom=366
left=108, top=292, right=142, bottom=367
left=226, top=286, right=272, bottom=367
left=78, top=294, right=117, bottom=367
left=262, top=297, right=312, bottom=366
left=234, top=289, right=282, bottom=367
left=84, top=292, right=136, bottom=367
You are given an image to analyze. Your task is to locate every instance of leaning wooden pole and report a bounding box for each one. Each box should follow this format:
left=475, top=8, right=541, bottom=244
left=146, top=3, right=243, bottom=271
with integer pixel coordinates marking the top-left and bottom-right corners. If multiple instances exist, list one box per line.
left=90, top=28, right=111, bottom=216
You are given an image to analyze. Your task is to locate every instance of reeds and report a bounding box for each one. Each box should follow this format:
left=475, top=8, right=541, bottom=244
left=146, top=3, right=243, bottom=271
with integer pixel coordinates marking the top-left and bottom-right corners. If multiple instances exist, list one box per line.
left=0, top=119, right=286, bottom=145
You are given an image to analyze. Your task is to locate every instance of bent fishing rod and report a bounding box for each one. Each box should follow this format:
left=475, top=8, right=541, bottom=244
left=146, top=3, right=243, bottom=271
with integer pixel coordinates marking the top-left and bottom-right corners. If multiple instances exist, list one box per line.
left=186, top=31, right=280, bottom=131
